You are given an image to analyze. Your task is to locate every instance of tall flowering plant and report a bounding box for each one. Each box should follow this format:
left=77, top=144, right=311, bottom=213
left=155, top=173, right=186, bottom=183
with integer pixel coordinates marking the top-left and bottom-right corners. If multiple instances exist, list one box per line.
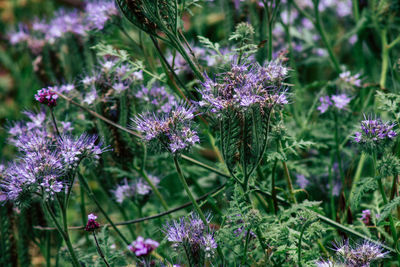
left=198, top=59, right=288, bottom=191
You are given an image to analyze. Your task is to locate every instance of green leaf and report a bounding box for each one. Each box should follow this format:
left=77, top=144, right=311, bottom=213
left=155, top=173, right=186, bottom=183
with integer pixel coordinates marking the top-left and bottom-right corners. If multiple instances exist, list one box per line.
left=350, top=177, right=378, bottom=209
left=378, top=196, right=400, bottom=223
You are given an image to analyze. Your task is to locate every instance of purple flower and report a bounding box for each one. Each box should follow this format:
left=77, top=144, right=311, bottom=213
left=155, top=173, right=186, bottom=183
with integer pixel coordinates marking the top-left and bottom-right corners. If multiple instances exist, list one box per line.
left=317, top=96, right=332, bottom=114
left=8, top=24, right=30, bottom=45
left=331, top=239, right=389, bottom=266
left=331, top=94, right=351, bottom=110
left=361, top=209, right=371, bottom=225
left=198, top=60, right=288, bottom=116
left=296, top=174, right=309, bottom=189
left=340, top=71, right=362, bottom=87
left=112, top=175, right=160, bottom=203
left=35, top=88, right=58, bottom=107
left=132, top=103, right=199, bottom=153
left=135, top=85, right=177, bottom=113
left=128, top=236, right=159, bottom=257
left=354, top=115, right=397, bottom=147
left=84, top=0, right=119, bottom=31
left=85, top=213, right=100, bottom=231
left=57, top=134, right=109, bottom=168
left=164, top=213, right=217, bottom=259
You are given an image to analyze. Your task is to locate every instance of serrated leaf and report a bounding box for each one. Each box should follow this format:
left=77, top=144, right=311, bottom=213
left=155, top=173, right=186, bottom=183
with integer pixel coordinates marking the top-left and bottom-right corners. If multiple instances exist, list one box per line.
left=350, top=177, right=378, bottom=209
left=378, top=196, right=400, bottom=223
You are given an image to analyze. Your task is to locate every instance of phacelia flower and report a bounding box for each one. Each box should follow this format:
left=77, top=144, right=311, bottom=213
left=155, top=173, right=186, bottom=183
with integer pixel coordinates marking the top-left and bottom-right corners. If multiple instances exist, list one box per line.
left=198, top=60, right=288, bottom=116
left=317, top=96, right=333, bottom=114
left=361, top=209, right=371, bottom=225
left=58, top=134, right=109, bottom=169
left=112, top=175, right=160, bottom=203
left=84, top=0, right=119, bottom=31
left=132, top=103, right=199, bottom=154
left=164, top=213, right=217, bottom=261
left=353, top=115, right=397, bottom=152
left=331, top=94, right=351, bottom=110
left=135, top=85, right=177, bottom=113
left=0, top=111, right=109, bottom=205
left=35, top=88, right=58, bottom=107
left=128, top=236, right=159, bottom=257
left=331, top=239, right=389, bottom=267
left=85, top=213, right=100, bottom=231
left=340, top=71, right=362, bottom=87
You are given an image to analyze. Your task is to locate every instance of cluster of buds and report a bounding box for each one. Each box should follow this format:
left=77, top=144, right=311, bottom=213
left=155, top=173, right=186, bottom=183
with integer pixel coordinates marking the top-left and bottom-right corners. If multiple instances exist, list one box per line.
left=35, top=88, right=58, bottom=107
left=85, top=214, right=100, bottom=232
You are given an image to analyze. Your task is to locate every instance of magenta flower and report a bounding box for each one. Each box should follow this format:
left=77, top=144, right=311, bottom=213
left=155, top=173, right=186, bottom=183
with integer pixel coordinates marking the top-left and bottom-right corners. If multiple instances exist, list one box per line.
left=361, top=209, right=371, bottom=225
left=128, top=236, right=159, bottom=257
left=35, top=88, right=58, bottom=107
left=331, top=94, right=351, bottom=110
left=85, top=213, right=100, bottom=232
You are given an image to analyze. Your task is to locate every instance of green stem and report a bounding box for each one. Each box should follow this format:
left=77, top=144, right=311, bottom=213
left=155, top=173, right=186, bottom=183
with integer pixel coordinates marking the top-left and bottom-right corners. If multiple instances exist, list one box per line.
left=77, top=173, right=130, bottom=245
left=372, top=153, right=399, bottom=260
left=314, top=1, right=341, bottom=73
left=298, top=221, right=315, bottom=267
left=44, top=202, right=80, bottom=267
left=348, top=153, right=366, bottom=202
left=138, top=168, right=170, bottom=212
left=352, top=0, right=359, bottom=21
left=173, top=156, right=226, bottom=264
left=380, top=29, right=389, bottom=89
left=79, top=183, right=90, bottom=245
left=173, top=157, right=207, bottom=224
left=279, top=141, right=297, bottom=203
left=92, top=232, right=111, bottom=267
left=334, top=112, right=345, bottom=189
left=241, top=229, right=251, bottom=265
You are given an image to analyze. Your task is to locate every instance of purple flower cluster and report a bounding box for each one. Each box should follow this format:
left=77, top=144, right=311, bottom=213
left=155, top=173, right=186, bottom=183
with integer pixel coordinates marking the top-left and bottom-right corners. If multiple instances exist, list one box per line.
left=35, top=88, right=59, bottom=107
left=0, top=111, right=108, bottom=204
left=353, top=116, right=397, bottom=145
left=339, top=71, right=362, bottom=87
left=112, top=176, right=160, bottom=203
left=85, top=213, right=100, bottom=232
left=198, top=60, right=288, bottom=116
left=330, top=239, right=388, bottom=267
left=132, top=103, right=199, bottom=153
left=135, top=85, right=177, bottom=113
left=317, top=94, right=351, bottom=114
left=7, top=1, right=118, bottom=53
left=361, top=209, right=371, bottom=225
left=164, top=213, right=217, bottom=259
left=128, top=236, right=159, bottom=257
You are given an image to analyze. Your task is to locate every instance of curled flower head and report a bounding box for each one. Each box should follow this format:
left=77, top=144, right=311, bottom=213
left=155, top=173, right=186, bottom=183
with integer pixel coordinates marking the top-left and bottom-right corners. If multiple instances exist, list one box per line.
left=0, top=111, right=109, bottom=206
left=57, top=134, right=110, bottom=169
left=163, top=213, right=217, bottom=262
left=198, top=60, right=288, bottom=116
left=128, top=236, right=159, bottom=257
left=330, top=239, right=389, bottom=267
left=132, top=103, right=199, bottom=154
left=85, top=213, right=100, bottom=232
left=35, top=87, right=58, bottom=107
left=353, top=115, right=397, bottom=153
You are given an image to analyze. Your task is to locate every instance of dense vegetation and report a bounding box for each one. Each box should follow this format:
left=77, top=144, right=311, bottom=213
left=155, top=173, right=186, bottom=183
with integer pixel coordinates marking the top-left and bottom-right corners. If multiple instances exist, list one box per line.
left=1, top=0, right=400, bottom=266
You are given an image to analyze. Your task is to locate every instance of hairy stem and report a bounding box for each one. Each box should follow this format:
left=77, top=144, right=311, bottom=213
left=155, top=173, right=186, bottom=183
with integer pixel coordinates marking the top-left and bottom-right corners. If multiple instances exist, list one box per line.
left=92, top=232, right=111, bottom=267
